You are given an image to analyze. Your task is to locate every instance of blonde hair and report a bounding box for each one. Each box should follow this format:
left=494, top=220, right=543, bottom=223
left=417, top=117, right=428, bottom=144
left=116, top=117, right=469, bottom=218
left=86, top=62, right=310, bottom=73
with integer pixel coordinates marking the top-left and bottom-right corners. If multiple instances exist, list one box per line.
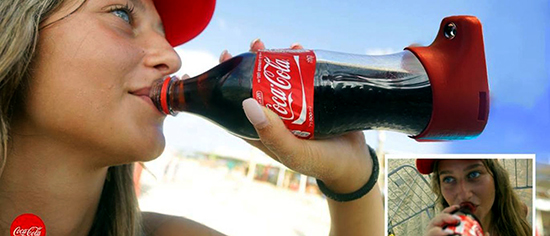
left=430, top=159, right=531, bottom=236
left=0, top=1, right=142, bottom=235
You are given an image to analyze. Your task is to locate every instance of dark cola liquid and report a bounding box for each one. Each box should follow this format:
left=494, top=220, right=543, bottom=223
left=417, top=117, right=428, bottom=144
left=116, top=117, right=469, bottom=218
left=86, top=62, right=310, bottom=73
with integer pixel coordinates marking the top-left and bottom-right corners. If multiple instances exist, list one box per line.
left=156, top=52, right=432, bottom=140
left=313, top=60, right=432, bottom=138
left=161, top=53, right=258, bottom=139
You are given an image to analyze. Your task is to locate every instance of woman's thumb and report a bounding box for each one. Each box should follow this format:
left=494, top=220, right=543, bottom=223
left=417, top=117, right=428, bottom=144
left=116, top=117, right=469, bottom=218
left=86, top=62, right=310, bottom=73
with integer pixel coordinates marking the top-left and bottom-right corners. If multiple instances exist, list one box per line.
left=242, top=98, right=309, bottom=169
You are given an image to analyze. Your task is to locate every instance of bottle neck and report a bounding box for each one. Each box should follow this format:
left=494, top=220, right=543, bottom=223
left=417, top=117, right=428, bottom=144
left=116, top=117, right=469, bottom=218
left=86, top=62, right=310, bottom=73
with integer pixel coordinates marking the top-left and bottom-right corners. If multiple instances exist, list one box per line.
left=149, top=54, right=250, bottom=115
left=150, top=76, right=177, bottom=115
left=150, top=75, right=206, bottom=115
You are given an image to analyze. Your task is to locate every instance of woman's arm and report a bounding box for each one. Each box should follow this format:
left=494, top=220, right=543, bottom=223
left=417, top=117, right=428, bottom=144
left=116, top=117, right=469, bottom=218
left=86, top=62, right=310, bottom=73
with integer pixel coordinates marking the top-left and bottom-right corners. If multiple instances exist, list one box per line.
left=326, top=183, right=384, bottom=236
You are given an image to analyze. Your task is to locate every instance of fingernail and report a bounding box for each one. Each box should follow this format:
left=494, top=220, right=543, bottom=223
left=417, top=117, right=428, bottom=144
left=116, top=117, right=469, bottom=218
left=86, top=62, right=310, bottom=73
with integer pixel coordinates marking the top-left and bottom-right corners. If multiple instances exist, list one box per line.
left=219, top=50, right=228, bottom=62
left=290, top=43, right=301, bottom=49
left=452, top=215, right=462, bottom=221
left=242, top=98, right=268, bottom=129
left=250, top=38, right=260, bottom=48
left=442, top=229, right=455, bottom=235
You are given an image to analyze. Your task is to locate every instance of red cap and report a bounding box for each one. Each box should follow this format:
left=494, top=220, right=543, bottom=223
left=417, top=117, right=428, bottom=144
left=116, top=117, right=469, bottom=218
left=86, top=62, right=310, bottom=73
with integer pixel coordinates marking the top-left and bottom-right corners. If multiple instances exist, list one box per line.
left=406, top=16, right=489, bottom=141
left=154, top=0, right=216, bottom=47
left=416, top=159, right=437, bottom=174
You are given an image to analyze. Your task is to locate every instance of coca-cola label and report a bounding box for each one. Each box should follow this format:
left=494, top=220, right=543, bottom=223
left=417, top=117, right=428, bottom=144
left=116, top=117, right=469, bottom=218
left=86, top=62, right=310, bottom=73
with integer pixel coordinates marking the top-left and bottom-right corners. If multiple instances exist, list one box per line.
left=10, top=214, right=46, bottom=236
left=253, top=49, right=316, bottom=139
left=445, top=214, right=483, bottom=236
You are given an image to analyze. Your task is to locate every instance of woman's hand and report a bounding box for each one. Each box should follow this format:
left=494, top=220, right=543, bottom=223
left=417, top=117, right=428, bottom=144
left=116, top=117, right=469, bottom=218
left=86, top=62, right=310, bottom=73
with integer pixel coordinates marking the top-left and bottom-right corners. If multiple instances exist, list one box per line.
left=425, top=205, right=462, bottom=236
left=425, top=205, right=491, bottom=236
left=218, top=39, right=383, bottom=236
left=219, top=39, right=373, bottom=194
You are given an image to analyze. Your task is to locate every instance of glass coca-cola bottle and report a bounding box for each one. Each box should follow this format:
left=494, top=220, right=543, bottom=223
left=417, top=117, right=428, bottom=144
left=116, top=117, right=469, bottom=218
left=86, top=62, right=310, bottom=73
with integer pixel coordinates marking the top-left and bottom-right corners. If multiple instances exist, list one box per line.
left=150, top=16, right=490, bottom=141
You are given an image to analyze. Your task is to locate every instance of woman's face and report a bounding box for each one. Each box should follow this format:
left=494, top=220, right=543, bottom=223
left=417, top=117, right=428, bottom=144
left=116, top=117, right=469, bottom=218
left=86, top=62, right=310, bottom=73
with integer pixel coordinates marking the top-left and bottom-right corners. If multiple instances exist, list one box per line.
left=438, top=159, right=496, bottom=223
left=17, top=0, right=181, bottom=165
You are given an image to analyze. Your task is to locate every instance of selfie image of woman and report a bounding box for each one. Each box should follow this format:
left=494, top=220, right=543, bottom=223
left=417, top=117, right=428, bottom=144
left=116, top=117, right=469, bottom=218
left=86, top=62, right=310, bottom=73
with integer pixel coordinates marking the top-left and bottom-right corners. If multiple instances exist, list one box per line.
left=387, top=157, right=533, bottom=236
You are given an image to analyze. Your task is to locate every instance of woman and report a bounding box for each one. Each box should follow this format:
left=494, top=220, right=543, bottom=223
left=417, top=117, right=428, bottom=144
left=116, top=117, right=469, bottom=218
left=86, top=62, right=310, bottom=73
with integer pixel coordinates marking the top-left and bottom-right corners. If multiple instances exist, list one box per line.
left=417, top=159, right=531, bottom=236
left=0, top=0, right=383, bottom=235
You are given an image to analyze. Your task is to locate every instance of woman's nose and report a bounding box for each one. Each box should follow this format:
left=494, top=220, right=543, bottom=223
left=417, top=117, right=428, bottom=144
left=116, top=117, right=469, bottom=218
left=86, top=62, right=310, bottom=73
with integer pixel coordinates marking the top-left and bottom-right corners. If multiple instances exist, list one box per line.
left=457, top=180, right=474, bottom=200
left=142, top=31, right=182, bottom=76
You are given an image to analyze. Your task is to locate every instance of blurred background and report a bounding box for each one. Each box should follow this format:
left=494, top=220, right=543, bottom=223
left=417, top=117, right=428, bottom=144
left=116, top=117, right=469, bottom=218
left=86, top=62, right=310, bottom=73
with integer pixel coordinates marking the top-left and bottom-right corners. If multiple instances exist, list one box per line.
left=138, top=1, right=549, bottom=235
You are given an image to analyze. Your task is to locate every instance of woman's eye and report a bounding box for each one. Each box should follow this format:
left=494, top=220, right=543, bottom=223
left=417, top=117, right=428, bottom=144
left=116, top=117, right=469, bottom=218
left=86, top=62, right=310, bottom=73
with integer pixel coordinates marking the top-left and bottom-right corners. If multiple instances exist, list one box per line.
left=109, top=4, right=135, bottom=24
left=468, top=171, right=481, bottom=179
left=442, top=176, right=455, bottom=183
left=112, top=9, right=131, bottom=23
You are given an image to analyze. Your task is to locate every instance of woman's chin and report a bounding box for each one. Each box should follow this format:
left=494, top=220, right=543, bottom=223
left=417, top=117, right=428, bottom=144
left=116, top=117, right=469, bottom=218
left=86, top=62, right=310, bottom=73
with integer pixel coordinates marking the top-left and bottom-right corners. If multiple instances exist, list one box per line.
left=139, top=136, right=166, bottom=162
left=121, top=133, right=166, bottom=164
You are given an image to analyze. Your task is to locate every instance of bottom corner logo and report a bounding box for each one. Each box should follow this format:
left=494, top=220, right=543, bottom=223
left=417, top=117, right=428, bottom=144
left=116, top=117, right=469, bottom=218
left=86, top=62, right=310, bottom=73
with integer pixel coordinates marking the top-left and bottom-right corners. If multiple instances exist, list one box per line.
left=10, top=213, right=46, bottom=236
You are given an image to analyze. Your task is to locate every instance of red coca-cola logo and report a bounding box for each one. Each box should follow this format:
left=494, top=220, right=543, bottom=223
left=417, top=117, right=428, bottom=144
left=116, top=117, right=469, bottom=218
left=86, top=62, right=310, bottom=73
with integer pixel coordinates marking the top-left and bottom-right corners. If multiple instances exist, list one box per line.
left=253, top=49, right=316, bottom=139
left=10, top=214, right=46, bottom=236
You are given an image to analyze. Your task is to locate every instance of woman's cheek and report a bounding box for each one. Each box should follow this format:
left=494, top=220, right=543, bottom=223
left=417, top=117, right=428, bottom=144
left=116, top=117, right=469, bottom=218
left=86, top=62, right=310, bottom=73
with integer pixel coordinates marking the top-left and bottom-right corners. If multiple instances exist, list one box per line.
left=441, top=186, right=456, bottom=204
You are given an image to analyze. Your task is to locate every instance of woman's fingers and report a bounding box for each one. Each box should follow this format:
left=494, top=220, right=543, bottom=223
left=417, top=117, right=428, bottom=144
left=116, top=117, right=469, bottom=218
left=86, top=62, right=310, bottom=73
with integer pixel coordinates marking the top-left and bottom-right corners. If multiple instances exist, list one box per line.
left=425, top=206, right=461, bottom=236
left=430, top=213, right=461, bottom=228
left=242, top=98, right=316, bottom=176
left=290, top=43, right=304, bottom=50
left=425, top=227, right=455, bottom=236
left=219, top=50, right=232, bottom=63
left=442, top=205, right=460, bottom=214
left=220, top=39, right=303, bottom=64
left=242, top=96, right=370, bottom=189
left=250, top=38, right=266, bottom=52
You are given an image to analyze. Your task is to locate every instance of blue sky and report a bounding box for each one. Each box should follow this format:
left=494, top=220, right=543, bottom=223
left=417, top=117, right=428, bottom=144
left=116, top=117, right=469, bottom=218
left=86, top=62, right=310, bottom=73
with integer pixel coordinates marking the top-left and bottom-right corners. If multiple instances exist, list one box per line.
left=164, top=1, right=549, bottom=162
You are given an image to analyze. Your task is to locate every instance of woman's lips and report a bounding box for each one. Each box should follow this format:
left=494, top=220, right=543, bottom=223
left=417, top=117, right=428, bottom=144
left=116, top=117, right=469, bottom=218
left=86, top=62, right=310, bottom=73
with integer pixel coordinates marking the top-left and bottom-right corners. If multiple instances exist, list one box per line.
left=140, top=95, right=164, bottom=115
left=131, top=87, right=152, bottom=97
left=460, top=202, right=477, bottom=213
left=130, top=92, right=163, bottom=116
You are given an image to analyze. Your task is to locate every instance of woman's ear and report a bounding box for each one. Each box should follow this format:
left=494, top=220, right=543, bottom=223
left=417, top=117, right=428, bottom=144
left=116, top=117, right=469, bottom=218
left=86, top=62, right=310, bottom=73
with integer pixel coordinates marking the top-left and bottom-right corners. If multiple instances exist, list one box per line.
left=521, top=202, right=528, bottom=219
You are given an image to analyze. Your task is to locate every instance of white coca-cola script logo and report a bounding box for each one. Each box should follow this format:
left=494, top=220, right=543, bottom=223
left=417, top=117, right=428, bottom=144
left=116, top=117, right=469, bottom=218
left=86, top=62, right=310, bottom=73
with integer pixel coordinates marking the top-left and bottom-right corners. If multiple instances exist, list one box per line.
left=262, top=55, right=307, bottom=125
left=262, top=56, right=294, bottom=120
left=12, top=226, right=43, bottom=236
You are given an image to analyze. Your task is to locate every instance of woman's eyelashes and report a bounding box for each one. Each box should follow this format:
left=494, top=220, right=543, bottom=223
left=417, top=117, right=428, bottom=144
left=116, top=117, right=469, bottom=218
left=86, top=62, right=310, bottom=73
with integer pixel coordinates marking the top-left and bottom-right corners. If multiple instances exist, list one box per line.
left=467, top=170, right=481, bottom=179
left=441, top=170, right=482, bottom=184
left=442, top=176, right=455, bottom=184
left=108, top=3, right=135, bottom=24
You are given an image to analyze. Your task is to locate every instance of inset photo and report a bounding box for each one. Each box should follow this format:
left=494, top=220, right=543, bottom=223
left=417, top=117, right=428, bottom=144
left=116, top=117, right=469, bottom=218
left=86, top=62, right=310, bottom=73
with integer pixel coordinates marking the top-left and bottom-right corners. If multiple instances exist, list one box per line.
left=385, top=155, right=534, bottom=236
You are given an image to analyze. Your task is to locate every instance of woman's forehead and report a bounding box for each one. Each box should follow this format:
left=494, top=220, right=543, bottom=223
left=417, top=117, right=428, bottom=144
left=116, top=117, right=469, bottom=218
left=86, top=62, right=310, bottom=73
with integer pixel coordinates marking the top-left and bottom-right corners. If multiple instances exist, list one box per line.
left=437, top=159, right=485, bottom=173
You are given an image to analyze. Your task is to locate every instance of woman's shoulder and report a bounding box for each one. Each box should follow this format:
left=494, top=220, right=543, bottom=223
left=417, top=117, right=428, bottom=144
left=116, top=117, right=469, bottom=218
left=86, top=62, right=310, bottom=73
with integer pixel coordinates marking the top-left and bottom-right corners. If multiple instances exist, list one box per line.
left=141, top=212, right=226, bottom=236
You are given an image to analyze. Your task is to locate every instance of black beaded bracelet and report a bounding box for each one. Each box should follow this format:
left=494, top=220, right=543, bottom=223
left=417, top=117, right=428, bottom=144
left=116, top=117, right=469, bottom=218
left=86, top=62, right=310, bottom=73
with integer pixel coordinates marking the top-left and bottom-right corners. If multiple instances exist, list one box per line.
left=316, top=145, right=379, bottom=202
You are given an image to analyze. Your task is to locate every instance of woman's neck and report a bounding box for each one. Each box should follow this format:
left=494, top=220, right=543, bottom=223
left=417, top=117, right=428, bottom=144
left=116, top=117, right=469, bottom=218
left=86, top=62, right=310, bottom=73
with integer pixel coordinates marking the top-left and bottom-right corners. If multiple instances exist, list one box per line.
left=0, top=132, right=108, bottom=236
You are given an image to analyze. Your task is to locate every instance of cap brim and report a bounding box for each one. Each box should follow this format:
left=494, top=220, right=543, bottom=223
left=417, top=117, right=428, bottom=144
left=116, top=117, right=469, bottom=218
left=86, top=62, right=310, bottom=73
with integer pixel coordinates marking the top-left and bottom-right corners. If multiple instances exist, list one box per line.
left=154, top=0, right=216, bottom=47
left=415, top=159, right=437, bottom=174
